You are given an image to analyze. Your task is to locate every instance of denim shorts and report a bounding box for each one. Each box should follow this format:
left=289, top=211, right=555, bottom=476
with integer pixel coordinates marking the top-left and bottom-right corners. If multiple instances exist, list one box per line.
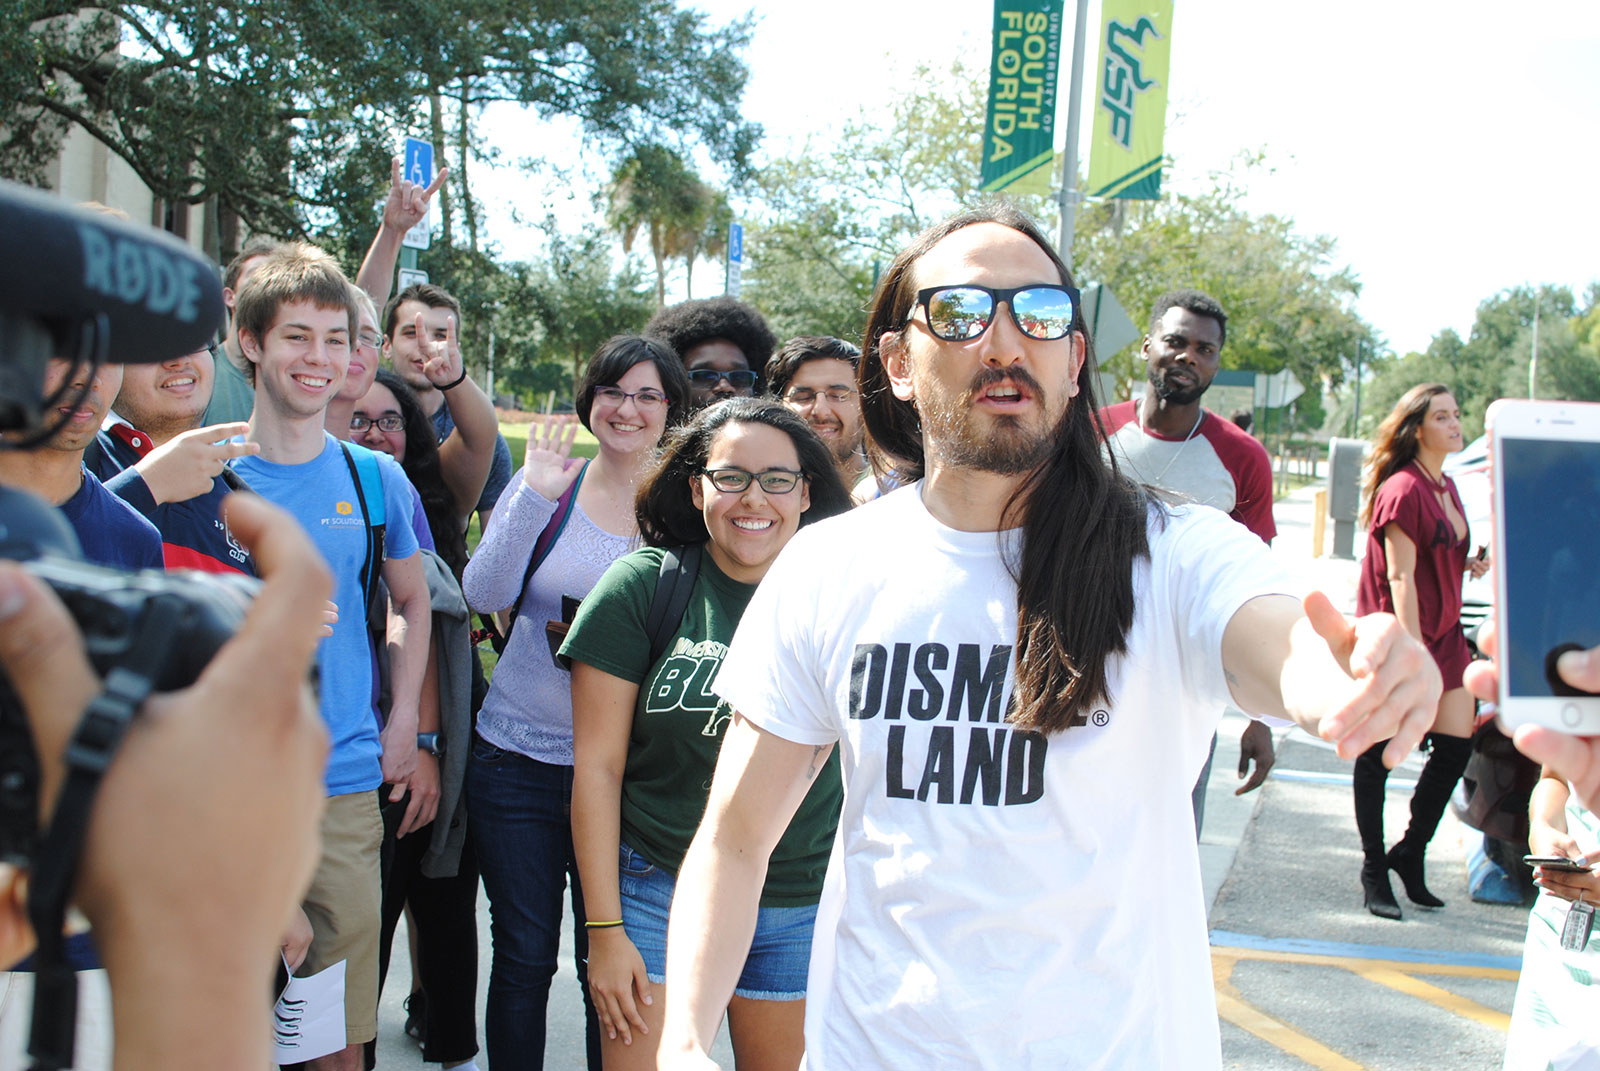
left=616, top=841, right=816, bottom=1001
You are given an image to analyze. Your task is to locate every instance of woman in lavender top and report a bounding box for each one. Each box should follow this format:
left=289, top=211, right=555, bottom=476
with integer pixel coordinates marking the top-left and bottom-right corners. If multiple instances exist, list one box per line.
left=461, top=335, right=688, bottom=1071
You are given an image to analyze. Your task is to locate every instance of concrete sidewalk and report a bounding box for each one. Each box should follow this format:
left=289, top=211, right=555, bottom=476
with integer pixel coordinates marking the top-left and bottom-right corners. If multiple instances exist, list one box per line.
left=1199, top=481, right=1362, bottom=916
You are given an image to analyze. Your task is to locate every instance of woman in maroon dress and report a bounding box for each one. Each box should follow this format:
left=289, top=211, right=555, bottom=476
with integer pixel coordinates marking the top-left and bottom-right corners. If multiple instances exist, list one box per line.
left=1353, top=383, right=1492, bottom=919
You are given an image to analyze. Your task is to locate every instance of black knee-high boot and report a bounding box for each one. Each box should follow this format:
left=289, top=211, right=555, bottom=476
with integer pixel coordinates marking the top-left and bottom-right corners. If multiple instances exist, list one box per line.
left=1353, top=740, right=1401, bottom=918
left=1387, top=732, right=1473, bottom=908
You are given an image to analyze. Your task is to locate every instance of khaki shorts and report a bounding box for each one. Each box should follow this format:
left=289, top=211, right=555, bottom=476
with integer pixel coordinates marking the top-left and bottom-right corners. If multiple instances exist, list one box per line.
left=300, top=790, right=383, bottom=1046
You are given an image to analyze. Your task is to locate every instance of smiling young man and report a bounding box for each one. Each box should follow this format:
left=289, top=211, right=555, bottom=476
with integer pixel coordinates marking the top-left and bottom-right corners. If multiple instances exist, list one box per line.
left=1099, top=290, right=1279, bottom=835
left=657, top=207, right=1441, bottom=1070
left=766, top=336, right=868, bottom=494
left=230, top=243, right=430, bottom=1071
left=382, top=283, right=505, bottom=531
left=646, top=296, right=778, bottom=409
left=87, top=344, right=260, bottom=574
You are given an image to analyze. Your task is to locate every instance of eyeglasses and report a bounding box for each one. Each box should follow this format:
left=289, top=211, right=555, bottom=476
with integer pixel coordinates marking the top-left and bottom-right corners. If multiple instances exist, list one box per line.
left=593, top=386, right=668, bottom=410
left=912, top=284, right=1079, bottom=342
left=687, top=368, right=758, bottom=391
left=350, top=413, right=405, bottom=433
left=356, top=331, right=384, bottom=350
left=699, top=467, right=804, bottom=494
left=784, top=386, right=856, bottom=407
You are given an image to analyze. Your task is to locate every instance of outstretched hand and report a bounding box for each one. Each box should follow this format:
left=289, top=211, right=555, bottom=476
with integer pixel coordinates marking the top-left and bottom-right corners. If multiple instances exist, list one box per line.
left=1290, top=591, right=1439, bottom=766
left=136, top=422, right=260, bottom=505
left=383, top=153, right=448, bottom=235
left=521, top=414, right=582, bottom=501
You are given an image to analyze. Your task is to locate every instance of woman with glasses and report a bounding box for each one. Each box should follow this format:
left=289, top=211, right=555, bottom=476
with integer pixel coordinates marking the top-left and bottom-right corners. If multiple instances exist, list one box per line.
left=561, top=398, right=853, bottom=1071
left=350, top=367, right=483, bottom=1069
left=461, top=335, right=689, bottom=1071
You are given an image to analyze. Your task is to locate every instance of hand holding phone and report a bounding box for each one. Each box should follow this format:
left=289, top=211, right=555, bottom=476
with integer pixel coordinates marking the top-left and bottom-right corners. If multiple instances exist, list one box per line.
left=1524, top=854, right=1594, bottom=874
left=1488, top=399, right=1600, bottom=734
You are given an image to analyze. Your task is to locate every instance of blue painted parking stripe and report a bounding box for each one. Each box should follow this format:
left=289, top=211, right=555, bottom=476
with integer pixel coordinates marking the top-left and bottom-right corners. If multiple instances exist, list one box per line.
left=1210, top=929, right=1522, bottom=970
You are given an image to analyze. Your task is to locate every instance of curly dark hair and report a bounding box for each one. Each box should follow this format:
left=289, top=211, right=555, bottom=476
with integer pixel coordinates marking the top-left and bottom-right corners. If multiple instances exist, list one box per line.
left=634, top=397, right=854, bottom=548
left=644, top=297, right=778, bottom=392
left=369, top=368, right=469, bottom=580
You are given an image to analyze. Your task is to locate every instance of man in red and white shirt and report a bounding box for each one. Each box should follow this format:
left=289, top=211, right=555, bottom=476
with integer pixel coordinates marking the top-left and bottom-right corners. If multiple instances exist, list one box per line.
left=1100, top=289, right=1277, bottom=834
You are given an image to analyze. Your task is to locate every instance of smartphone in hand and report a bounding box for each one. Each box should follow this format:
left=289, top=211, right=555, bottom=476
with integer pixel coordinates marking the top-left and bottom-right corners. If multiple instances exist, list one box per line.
left=1488, top=399, right=1600, bottom=733
left=1523, top=854, right=1594, bottom=874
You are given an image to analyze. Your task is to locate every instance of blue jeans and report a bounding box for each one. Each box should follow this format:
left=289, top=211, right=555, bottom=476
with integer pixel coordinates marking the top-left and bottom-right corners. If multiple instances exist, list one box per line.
left=466, top=736, right=600, bottom=1071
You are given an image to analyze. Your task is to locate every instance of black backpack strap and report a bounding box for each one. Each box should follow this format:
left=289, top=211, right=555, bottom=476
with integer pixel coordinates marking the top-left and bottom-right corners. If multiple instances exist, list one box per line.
left=645, top=543, right=703, bottom=667
left=489, top=460, right=590, bottom=655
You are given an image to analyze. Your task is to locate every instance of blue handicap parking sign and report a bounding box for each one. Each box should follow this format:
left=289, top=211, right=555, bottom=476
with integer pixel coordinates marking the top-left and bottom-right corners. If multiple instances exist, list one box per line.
left=404, top=138, right=433, bottom=187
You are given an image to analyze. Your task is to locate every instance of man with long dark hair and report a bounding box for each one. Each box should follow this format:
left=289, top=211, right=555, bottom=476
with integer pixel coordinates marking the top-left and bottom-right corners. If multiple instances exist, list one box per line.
left=657, top=206, right=1440, bottom=1069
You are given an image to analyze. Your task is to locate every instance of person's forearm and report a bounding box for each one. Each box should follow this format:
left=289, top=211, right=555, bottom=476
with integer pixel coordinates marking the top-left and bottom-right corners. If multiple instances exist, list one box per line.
left=460, top=482, right=554, bottom=614
left=661, top=825, right=768, bottom=1058
left=571, top=762, right=627, bottom=923
left=438, top=379, right=497, bottom=517
left=418, top=634, right=441, bottom=735
left=1390, top=575, right=1423, bottom=644
left=384, top=590, right=430, bottom=736
left=1529, top=773, right=1571, bottom=837
left=355, top=224, right=406, bottom=308
left=101, top=917, right=278, bottom=1069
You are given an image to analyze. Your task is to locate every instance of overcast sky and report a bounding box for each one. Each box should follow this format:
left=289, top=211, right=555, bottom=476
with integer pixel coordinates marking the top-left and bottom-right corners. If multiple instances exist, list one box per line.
left=476, top=0, right=1600, bottom=357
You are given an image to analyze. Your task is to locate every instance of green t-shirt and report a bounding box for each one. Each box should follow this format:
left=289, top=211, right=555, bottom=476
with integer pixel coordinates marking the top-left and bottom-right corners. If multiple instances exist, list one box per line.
left=561, top=544, right=842, bottom=907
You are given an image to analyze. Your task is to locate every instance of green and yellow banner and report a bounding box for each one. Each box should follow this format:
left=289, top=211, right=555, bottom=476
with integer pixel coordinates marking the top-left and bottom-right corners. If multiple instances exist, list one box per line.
left=1087, top=0, right=1173, bottom=200
left=980, top=0, right=1064, bottom=195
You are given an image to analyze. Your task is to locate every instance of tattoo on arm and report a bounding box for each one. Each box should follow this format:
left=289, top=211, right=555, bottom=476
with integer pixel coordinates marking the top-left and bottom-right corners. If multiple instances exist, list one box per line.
left=807, top=746, right=824, bottom=781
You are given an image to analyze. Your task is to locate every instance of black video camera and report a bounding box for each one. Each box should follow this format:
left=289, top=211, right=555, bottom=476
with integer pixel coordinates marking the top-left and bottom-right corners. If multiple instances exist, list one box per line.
left=0, top=483, right=256, bottom=864
left=0, top=180, right=240, bottom=1070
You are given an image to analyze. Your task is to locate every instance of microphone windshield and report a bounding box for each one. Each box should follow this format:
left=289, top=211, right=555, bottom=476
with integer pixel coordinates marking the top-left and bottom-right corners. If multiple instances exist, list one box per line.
left=0, top=180, right=225, bottom=364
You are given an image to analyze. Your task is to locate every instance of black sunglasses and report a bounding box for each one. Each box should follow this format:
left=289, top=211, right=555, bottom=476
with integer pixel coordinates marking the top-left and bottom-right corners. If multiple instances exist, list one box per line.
left=687, top=368, right=758, bottom=390
left=912, top=284, right=1080, bottom=342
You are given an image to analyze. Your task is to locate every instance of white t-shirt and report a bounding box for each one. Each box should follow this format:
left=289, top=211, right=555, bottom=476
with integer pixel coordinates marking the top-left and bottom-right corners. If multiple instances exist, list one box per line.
left=714, top=483, right=1293, bottom=1070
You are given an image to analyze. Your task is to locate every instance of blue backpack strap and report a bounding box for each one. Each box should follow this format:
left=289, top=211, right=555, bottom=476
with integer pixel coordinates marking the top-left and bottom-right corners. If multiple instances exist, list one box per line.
left=338, top=441, right=387, bottom=634
left=497, top=459, right=589, bottom=649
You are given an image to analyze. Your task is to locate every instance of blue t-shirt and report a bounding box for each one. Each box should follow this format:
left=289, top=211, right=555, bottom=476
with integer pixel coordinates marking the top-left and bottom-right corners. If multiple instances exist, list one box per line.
left=232, top=434, right=419, bottom=795
left=432, top=404, right=512, bottom=519
left=59, top=467, right=164, bottom=570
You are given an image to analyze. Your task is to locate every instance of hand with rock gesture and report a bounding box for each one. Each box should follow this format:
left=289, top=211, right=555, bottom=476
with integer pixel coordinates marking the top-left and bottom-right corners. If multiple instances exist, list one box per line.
left=383, top=152, right=448, bottom=236
left=418, top=311, right=466, bottom=390
left=522, top=414, right=583, bottom=501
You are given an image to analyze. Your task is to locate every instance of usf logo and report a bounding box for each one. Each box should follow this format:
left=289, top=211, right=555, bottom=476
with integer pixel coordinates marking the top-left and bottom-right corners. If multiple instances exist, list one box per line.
left=644, top=637, right=733, bottom=738
left=1101, top=16, right=1162, bottom=149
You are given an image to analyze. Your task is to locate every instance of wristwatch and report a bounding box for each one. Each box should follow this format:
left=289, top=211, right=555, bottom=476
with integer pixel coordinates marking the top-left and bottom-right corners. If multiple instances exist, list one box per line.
left=416, top=732, right=446, bottom=758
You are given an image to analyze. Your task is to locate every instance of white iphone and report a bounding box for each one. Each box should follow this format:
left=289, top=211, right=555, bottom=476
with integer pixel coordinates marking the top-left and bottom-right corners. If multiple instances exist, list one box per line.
left=1488, top=399, right=1600, bottom=733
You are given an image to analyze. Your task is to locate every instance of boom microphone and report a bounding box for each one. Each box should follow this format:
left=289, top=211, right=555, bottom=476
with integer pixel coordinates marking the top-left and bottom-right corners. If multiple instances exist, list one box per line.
left=0, top=179, right=225, bottom=365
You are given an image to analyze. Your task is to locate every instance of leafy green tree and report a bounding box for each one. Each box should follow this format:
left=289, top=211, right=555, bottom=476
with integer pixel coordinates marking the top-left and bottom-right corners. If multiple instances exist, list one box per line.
left=4, top=2, right=759, bottom=254
left=603, top=144, right=729, bottom=307
left=521, top=228, right=656, bottom=397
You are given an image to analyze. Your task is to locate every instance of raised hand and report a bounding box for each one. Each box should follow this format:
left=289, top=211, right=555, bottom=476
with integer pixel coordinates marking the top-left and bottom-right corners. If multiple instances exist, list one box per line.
left=136, top=422, right=260, bottom=505
left=419, top=311, right=465, bottom=389
left=521, top=414, right=582, bottom=501
left=383, top=153, right=448, bottom=235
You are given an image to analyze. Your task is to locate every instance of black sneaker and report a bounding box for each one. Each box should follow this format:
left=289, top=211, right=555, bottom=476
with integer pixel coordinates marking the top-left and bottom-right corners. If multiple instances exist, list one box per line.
left=403, top=990, right=427, bottom=1045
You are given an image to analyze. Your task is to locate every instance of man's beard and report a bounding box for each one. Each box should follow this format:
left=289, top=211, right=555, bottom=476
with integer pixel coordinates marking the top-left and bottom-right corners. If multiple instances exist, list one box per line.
left=1149, top=366, right=1206, bottom=406
left=919, top=366, right=1055, bottom=476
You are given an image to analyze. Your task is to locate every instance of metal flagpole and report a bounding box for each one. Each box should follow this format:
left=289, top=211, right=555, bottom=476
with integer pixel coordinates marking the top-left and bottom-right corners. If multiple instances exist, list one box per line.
left=1056, top=0, right=1090, bottom=269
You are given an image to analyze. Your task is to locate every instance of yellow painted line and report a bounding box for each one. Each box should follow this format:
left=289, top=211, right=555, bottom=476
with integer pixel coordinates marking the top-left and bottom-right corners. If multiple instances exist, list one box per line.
left=1216, top=944, right=1520, bottom=981
left=1353, top=967, right=1511, bottom=1033
left=1213, top=953, right=1365, bottom=1071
